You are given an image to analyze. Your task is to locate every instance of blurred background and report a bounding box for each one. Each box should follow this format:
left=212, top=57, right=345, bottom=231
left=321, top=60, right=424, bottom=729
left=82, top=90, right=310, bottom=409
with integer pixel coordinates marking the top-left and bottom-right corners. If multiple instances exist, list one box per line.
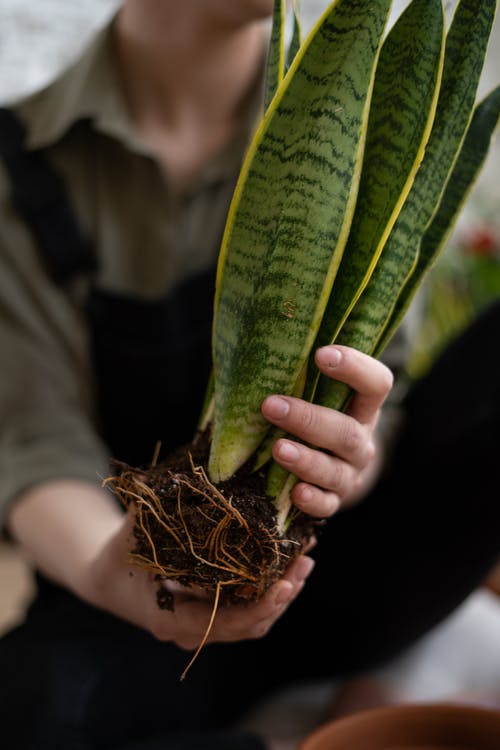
left=0, top=0, right=498, bottom=216
left=0, top=0, right=499, bottom=732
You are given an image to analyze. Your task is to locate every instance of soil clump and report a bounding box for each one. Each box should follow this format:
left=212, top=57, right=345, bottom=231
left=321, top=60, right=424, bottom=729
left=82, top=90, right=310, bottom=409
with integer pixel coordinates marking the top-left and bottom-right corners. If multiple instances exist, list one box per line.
left=105, top=430, right=314, bottom=609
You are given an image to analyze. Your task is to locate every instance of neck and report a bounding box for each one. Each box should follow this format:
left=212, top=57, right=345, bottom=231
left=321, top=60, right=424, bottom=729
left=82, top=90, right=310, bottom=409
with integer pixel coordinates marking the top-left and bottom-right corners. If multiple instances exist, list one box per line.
left=113, top=2, right=269, bottom=133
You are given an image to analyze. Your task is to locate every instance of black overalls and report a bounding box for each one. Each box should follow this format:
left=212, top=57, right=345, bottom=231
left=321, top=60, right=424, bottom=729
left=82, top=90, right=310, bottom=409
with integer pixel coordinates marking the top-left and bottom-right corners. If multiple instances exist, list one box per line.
left=2, top=107, right=500, bottom=750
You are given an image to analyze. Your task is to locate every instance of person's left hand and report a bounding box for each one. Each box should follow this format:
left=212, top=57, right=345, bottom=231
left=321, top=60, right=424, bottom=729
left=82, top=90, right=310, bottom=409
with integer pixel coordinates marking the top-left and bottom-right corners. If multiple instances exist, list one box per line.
left=261, top=344, right=393, bottom=519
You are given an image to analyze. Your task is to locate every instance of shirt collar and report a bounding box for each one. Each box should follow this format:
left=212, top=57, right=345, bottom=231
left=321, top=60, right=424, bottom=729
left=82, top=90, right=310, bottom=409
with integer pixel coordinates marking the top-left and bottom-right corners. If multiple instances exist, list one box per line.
left=15, top=17, right=267, bottom=186
left=16, top=19, right=157, bottom=156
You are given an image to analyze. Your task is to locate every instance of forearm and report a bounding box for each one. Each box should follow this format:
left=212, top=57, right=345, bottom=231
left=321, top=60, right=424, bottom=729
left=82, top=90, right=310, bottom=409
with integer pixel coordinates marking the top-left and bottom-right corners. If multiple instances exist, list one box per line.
left=7, top=479, right=123, bottom=597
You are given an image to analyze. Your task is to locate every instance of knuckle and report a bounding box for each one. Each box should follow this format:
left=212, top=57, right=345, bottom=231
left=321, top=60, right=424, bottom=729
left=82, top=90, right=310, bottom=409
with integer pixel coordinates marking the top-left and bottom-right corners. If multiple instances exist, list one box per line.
left=341, top=417, right=363, bottom=454
left=356, top=440, right=377, bottom=470
left=306, top=454, right=336, bottom=489
left=250, top=621, right=272, bottom=640
left=297, top=401, right=317, bottom=433
left=364, top=439, right=376, bottom=464
left=324, top=492, right=341, bottom=516
left=325, top=458, right=345, bottom=492
left=330, top=460, right=358, bottom=498
left=378, top=364, right=394, bottom=394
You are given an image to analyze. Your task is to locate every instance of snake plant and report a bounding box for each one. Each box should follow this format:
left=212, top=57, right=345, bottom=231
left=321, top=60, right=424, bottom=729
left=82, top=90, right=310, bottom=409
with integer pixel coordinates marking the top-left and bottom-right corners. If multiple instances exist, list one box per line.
left=201, top=0, right=499, bottom=532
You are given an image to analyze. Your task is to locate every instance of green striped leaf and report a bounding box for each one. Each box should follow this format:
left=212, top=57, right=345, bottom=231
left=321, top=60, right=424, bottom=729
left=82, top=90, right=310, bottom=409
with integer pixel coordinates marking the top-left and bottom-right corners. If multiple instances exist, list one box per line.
left=209, top=0, right=393, bottom=483
left=305, top=0, right=445, bottom=401
left=286, top=0, right=303, bottom=72
left=377, top=85, right=500, bottom=355
left=314, top=0, right=498, bottom=412
left=264, top=0, right=287, bottom=111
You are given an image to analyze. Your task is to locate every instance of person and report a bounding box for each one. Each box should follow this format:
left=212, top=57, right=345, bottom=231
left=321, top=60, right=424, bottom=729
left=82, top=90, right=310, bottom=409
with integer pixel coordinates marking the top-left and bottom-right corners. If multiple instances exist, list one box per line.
left=0, top=1, right=499, bottom=749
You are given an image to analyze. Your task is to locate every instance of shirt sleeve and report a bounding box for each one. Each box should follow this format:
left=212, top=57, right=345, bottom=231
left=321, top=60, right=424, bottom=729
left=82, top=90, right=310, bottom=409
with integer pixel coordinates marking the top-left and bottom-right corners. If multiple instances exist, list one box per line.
left=0, top=175, right=110, bottom=531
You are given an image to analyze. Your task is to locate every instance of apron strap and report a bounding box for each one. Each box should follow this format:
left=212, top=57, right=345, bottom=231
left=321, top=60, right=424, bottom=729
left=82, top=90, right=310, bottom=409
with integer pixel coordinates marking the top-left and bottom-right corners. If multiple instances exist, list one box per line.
left=0, top=107, right=96, bottom=284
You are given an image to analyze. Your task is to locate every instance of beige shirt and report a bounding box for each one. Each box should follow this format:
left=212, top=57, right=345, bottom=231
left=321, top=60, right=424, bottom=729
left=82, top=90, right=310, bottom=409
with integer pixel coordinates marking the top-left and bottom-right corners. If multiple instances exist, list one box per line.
left=0, top=22, right=260, bottom=527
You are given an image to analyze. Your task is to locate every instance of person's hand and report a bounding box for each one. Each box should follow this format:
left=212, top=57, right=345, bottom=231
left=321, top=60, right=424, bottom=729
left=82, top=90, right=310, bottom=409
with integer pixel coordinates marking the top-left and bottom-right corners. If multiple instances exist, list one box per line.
left=261, top=345, right=393, bottom=518
left=85, top=509, right=315, bottom=650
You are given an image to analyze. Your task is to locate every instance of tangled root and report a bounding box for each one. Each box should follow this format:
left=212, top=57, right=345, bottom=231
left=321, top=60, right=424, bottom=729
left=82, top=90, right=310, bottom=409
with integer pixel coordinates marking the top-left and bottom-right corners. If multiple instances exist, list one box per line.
left=104, top=445, right=306, bottom=606
left=103, top=437, right=313, bottom=678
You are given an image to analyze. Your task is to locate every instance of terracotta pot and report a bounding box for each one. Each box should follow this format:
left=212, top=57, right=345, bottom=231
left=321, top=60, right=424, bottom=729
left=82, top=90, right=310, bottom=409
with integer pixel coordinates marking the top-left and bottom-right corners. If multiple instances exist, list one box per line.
left=299, top=702, right=500, bottom=750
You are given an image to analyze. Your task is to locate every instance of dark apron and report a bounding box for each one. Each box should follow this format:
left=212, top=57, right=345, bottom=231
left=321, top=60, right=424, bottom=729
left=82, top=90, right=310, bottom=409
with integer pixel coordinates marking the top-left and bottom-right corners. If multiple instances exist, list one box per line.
left=87, top=272, right=214, bottom=467
left=0, top=108, right=216, bottom=468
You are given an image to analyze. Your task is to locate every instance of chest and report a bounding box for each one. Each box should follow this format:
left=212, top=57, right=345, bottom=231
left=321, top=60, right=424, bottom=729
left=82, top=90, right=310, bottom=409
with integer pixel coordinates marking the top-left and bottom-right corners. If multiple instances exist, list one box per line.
left=51, top=125, right=237, bottom=300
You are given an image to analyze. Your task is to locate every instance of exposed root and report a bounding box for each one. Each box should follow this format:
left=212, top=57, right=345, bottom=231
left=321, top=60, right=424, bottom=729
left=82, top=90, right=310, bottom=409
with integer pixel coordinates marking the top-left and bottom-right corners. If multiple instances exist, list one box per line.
left=105, top=460, right=300, bottom=603
left=102, top=435, right=314, bottom=677
left=180, top=582, right=222, bottom=682
left=104, top=435, right=311, bottom=606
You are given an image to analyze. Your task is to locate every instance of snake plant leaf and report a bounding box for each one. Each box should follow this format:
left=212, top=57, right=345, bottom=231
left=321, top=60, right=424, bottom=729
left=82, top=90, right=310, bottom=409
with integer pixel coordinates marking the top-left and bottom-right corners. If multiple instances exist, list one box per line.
left=304, top=0, right=445, bottom=402
left=264, top=0, right=287, bottom=111
left=249, top=0, right=304, bottom=474
left=209, top=0, right=394, bottom=483
left=377, top=84, right=500, bottom=355
left=314, top=0, right=498, bottom=413
left=256, top=0, right=444, bottom=474
left=286, top=0, right=303, bottom=72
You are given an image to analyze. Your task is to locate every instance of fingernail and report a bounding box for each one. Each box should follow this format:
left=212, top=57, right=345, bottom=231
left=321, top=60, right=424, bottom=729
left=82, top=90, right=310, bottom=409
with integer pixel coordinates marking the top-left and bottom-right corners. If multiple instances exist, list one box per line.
left=276, top=441, right=300, bottom=462
left=264, top=396, right=290, bottom=419
left=318, top=346, right=342, bottom=369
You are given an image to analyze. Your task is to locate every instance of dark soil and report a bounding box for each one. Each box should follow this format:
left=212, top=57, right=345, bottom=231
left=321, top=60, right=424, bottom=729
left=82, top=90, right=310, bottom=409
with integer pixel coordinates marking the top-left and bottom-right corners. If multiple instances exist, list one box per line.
left=106, top=430, right=314, bottom=608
